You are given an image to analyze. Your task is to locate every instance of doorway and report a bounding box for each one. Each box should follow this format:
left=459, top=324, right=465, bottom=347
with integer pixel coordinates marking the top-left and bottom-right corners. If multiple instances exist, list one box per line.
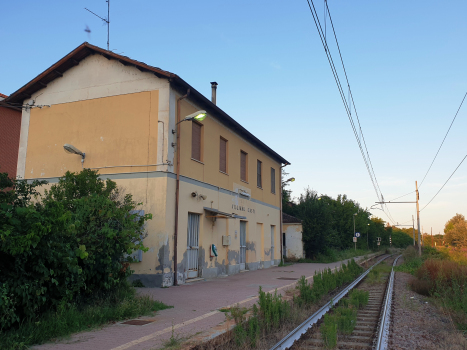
left=271, top=225, right=275, bottom=265
left=187, top=213, right=200, bottom=279
left=239, top=221, right=246, bottom=271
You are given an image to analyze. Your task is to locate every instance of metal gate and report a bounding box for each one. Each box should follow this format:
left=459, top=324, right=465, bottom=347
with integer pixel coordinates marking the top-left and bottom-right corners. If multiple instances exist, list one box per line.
left=271, top=226, right=275, bottom=264
left=187, top=213, right=200, bottom=279
left=239, top=221, right=246, bottom=271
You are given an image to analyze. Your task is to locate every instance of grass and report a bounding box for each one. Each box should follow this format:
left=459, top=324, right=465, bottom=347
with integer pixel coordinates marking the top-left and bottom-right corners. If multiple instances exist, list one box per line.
left=367, top=261, right=393, bottom=284
left=0, top=282, right=172, bottom=350
left=293, top=248, right=373, bottom=264
left=396, top=245, right=467, bottom=332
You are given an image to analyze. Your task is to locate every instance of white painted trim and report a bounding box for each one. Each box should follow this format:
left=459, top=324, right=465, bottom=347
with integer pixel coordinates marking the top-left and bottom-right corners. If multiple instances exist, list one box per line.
left=16, top=108, right=30, bottom=179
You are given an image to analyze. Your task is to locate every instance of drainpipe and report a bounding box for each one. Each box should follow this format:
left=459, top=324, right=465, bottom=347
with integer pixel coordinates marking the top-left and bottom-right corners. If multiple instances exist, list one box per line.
left=173, top=89, right=190, bottom=286
left=279, top=163, right=289, bottom=265
left=210, top=82, right=218, bottom=105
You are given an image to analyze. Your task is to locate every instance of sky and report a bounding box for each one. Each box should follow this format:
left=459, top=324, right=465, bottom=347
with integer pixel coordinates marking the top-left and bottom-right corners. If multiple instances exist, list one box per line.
left=1, top=0, right=466, bottom=236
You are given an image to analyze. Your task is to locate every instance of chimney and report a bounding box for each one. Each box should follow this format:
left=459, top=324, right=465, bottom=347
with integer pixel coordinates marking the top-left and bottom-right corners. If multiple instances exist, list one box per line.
left=210, top=82, right=218, bottom=105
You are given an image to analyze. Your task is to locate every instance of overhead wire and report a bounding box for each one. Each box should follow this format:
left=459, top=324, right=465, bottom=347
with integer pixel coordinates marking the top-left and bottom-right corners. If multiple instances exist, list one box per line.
left=419, top=91, right=467, bottom=188
left=420, top=153, right=467, bottom=212
left=305, top=0, right=397, bottom=224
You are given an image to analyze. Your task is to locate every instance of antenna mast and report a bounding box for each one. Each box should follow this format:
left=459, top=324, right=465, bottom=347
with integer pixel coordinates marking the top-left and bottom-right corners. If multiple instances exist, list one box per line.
left=85, top=0, right=110, bottom=50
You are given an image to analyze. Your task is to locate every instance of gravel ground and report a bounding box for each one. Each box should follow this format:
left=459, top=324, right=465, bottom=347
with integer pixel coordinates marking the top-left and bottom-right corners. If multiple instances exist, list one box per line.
left=390, top=271, right=467, bottom=350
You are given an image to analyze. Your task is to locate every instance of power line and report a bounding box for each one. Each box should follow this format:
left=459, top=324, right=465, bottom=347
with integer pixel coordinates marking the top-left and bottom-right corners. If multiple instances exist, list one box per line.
left=388, top=190, right=416, bottom=202
left=305, top=0, right=384, bottom=207
left=420, top=153, right=467, bottom=211
left=324, top=0, right=385, bottom=202
left=419, top=91, right=467, bottom=188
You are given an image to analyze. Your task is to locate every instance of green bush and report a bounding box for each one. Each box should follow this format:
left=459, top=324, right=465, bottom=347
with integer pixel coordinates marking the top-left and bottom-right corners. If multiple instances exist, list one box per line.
left=348, top=290, right=369, bottom=309
left=0, top=170, right=151, bottom=331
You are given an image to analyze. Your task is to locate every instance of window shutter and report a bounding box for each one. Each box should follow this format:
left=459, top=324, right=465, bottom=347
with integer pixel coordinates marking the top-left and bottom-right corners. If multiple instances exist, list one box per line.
left=220, top=138, right=227, bottom=173
left=271, top=168, right=276, bottom=193
left=192, top=122, right=202, bottom=161
left=257, top=160, right=262, bottom=188
left=241, top=151, right=247, bottom=181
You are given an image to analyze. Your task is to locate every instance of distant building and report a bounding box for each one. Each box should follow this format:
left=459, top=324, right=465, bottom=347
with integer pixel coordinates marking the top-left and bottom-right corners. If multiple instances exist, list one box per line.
left=0, top=93, right=22, bottom=179
left=5, top=42, right=290, bottom=287
left=282, top=213, right=304, bottom=259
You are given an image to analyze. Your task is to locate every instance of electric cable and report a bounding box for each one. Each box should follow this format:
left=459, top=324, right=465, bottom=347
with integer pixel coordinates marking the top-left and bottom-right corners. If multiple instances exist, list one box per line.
left=305, top=0, right=384, bottom=206
left=419, top=91, right=467, bottom=188
left=420, top=153, right=467, bottom=211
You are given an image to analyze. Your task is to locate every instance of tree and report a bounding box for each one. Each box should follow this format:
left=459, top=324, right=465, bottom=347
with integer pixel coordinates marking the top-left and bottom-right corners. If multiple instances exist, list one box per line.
left=444, top=213, right=467, bottom=247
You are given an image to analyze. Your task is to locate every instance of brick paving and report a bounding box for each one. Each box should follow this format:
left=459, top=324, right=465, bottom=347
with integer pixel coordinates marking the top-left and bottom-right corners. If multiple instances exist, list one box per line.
left=33, top=256, right=371, bottom=350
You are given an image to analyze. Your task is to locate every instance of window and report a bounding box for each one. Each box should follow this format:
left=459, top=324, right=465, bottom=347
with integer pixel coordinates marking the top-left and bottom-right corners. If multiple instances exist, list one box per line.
left=271, top=167, right=276, bottom=193
left=240, top=151, right=248, bottom=182
left=257, top=160, right=262, bottom=188
left=220, top=137, right=227, bottom=173
left=192, top=122, right=202, bottom=161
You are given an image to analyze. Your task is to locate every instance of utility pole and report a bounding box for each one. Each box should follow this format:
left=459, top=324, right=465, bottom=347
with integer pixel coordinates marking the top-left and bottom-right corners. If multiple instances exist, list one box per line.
left=416, top=181, right=421, bottom=256
left=412, top=215, right=415, bottom=246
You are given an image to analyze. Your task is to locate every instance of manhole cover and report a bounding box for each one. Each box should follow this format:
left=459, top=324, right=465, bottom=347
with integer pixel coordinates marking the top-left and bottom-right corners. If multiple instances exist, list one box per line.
left=122, top=319, right=154, bottom=326
left=277, top=277, right=298, bottom=280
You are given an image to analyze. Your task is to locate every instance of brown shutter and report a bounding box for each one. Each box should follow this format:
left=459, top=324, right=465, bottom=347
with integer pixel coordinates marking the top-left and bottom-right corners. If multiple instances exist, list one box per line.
left=240, top=151, right=247, bottom=181
left=192, top=122, right=202, bottom=161
left=257, top=160, right=262, bottom=188
left=219, top=138, right=227, bottom=173
left=271, top=167, right=276, bottom=193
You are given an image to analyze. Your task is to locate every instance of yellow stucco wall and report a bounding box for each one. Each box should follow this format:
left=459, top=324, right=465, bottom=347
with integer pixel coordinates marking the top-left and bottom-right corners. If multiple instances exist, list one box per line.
left=177, top=98, right=281, bottom=209
left=25, top=91, right=159, bottom=179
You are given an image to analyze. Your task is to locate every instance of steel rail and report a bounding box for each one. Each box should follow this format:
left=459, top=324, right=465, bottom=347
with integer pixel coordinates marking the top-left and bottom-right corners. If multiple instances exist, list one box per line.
left=269, top=255, right=391, bottom=350
left=375, top=254, right=401, bottom=350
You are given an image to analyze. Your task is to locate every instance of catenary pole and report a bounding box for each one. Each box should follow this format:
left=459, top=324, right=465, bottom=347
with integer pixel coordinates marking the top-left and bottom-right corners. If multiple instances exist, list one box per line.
left=416, top=181, right=421, bottom=256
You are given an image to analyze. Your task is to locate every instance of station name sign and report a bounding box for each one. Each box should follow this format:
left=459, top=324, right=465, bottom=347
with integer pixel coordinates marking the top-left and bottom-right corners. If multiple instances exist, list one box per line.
left=232, top=204, right=255, bottom=214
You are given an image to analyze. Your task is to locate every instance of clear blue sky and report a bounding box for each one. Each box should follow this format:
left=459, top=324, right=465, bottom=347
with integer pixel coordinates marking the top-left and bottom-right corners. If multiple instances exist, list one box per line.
left=1, top=1, right=466, bottom=236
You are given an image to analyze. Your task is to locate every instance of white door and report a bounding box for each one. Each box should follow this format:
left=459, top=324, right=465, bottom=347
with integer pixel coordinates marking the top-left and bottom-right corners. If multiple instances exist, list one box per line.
left=187, top=213, right=200, bottom=279
left=271, top=226, right=275, bottom=265
left=239, top=221, right=246, bottom=271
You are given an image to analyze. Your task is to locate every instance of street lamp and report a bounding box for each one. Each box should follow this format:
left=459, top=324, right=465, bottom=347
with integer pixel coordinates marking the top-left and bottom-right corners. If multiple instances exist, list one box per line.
left=176, top=110, right=207, bottom=124
left=63, top=143, right=85, bottom=167
left=353, top=213, right=357, bottom=251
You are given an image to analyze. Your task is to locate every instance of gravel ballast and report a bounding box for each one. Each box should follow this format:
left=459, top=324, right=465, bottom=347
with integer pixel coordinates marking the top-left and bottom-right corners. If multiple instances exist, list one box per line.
left=390, top=271, right=466, bottom=350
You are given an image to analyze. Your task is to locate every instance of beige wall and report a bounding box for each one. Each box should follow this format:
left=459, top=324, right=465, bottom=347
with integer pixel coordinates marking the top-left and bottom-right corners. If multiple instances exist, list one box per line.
left=176, top=97, right=281, bottom=209
left=283, top=223, right=304, bottom=259
left=24, top=91, right=159, bottom=179
left=17, top=54, right=173, bottom=179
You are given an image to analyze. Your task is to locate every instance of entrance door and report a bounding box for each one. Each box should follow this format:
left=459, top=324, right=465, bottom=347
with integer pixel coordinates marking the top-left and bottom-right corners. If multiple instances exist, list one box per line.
left=271, top=226, right=275, bottom=265
left=187, top=213, right=200, bottom=279
left=239, top=221, right=246, bottom=271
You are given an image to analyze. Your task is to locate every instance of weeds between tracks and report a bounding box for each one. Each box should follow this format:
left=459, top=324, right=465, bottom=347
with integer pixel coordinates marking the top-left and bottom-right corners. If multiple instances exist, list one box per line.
left=195, top=259, right=364, bottom=350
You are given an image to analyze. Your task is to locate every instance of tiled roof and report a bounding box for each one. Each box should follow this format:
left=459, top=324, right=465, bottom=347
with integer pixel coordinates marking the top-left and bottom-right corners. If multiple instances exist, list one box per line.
left=283, top=212, right=302, bottom=224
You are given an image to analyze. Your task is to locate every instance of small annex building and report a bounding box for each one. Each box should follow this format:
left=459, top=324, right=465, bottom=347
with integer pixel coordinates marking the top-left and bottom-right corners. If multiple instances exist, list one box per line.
left=0, top=93, right=22, bottom=179
left=282, top=213, right=304, bottom=259
left=4, top=42, right=290, bottom=287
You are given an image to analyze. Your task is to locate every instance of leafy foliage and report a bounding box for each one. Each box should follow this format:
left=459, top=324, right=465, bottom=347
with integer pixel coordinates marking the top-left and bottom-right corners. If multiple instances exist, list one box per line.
left=283, top=188, right=412, bottom=258
left=0, top=170, right=151, bottom=331
left=444, top=213, right=467, bottom=247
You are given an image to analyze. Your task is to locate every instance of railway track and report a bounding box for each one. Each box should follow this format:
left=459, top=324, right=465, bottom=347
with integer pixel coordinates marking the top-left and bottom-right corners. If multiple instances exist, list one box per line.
left=270, top=254, right=401, bottom=350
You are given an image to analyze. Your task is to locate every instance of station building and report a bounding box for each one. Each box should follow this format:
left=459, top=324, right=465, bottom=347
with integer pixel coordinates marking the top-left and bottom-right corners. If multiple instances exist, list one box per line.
left=4, top=42, right=290, bottom=287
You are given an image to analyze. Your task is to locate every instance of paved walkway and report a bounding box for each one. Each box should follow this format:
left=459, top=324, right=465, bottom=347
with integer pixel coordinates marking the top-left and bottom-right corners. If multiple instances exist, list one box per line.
left=33, top=255, right=372, bottom=350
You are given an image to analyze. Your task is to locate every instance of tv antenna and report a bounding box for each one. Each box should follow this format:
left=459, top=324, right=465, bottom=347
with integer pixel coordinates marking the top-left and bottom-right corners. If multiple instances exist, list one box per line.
left=85, top=0, right=110, bottom=50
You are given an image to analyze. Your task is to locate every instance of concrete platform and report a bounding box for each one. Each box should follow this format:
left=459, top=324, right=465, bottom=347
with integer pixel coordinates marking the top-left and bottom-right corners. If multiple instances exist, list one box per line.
left=33, top=255, right=373, bottom=350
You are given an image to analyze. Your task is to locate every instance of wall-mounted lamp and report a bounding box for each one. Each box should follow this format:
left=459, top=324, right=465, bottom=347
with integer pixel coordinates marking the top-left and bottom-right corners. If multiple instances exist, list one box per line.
left=64, top=143, right=85, bottom=166
left=176, top=110, right=207, bottom=125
